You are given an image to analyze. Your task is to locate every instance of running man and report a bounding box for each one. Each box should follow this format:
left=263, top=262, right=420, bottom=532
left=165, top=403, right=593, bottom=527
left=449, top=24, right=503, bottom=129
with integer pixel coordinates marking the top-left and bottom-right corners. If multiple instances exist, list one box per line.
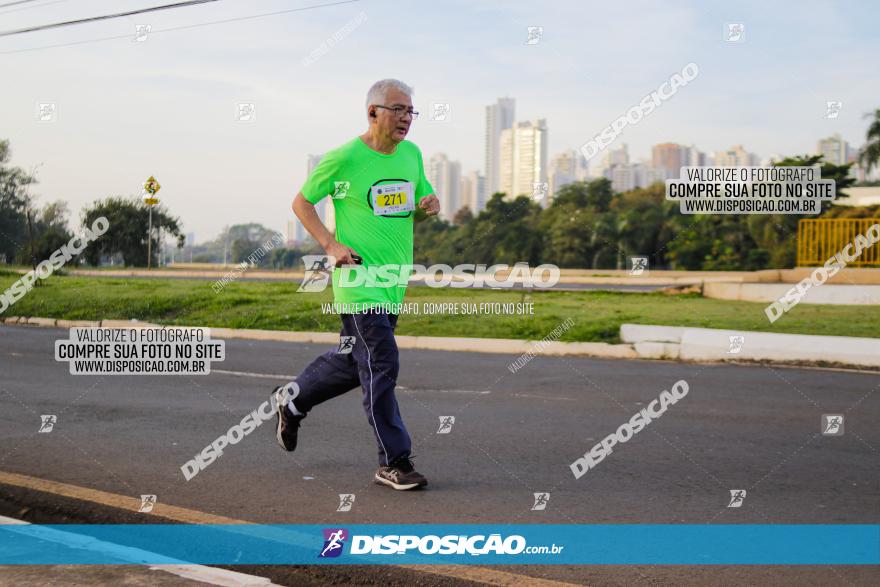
left=272, top=79, right=440, bottom=490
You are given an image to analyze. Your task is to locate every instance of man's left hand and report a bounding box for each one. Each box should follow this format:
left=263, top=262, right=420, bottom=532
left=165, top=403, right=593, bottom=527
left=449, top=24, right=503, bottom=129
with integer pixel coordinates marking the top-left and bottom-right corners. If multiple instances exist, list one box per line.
left=418, top=194, right=440, bottom=216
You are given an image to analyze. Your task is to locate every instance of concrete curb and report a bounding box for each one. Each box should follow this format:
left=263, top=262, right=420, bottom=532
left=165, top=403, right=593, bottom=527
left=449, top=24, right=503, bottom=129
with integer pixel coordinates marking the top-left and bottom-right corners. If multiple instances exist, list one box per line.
left=703, top=282, right=880, bottom=305
left=5, top=316, right=877, bottom=368
left=2, top=316, right=638, bottom=360
left=621, top=323, right=880, bottom=369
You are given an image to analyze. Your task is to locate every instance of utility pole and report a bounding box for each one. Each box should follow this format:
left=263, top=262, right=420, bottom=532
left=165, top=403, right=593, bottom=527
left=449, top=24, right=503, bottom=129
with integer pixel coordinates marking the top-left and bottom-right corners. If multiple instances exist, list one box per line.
left=23, top=164, right=42, bottom=280
left=25, top=207, right=37, bottom=276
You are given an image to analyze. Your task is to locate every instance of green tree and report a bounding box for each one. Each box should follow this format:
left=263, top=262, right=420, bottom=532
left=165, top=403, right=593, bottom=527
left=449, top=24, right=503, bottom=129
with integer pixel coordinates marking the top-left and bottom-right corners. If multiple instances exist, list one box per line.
left=666, top=210, right=763, bottom=270
left=224, top=223, right=277, bottom=244
left=743, top=154, right=854, bottom=268
left=201, top=223, right=278, bottom=264
left=452, top=206, right=473, bottom=226
left=81, top=197, right=184, bottom=266
left=540, top=179, right=618, bottom=268
left=413, top=214, right=456, bottom=265
left=779, top=154, right=854, bottom=199
left=0, top=140, right=36, bottom=264
left=665, top=216, right=711, bottom=270
left=552, top=179, right=613, bottom=211
left=283, top=248, right=301, bottom=268
left=270, top=247, right=286, bottom=269
left=539, top=202, right=595, bottom=268
left=613, top=183, right=676, bottom=268
left=27, top=201, right=73, bottom=264
left=859, top=108, right=880, bottom=174
left=231, top=238, right=260, bottom=265
left=451, top=194, right=543, bottom=266
left=493, top=195, right=544, bottom=264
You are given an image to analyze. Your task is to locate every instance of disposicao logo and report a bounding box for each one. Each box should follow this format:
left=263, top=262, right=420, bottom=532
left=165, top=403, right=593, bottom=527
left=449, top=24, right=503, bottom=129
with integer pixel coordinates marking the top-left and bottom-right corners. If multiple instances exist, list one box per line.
left=319, top=528, right=348, bottom=558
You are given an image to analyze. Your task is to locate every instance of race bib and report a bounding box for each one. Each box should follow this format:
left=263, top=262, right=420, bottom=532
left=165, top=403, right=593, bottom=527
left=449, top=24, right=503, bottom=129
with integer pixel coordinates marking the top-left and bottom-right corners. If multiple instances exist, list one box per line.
left=371, top=182, right=415, bottom=216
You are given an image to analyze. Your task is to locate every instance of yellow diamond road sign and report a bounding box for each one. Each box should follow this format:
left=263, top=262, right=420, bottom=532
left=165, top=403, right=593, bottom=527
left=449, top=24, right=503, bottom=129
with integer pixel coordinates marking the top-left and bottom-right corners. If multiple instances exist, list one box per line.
left=143, top=175, right=161, bottom=206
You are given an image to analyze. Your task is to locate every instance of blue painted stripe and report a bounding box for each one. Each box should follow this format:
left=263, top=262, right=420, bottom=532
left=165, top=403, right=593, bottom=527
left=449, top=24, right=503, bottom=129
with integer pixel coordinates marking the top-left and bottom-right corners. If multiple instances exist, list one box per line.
left=1, top=524, right=877, bottom=565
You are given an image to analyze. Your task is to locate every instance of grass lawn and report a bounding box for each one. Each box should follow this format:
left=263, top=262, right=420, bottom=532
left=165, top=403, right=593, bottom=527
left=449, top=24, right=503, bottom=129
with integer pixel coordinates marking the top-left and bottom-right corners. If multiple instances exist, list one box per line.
left=0, top=272, right=876, bottom=343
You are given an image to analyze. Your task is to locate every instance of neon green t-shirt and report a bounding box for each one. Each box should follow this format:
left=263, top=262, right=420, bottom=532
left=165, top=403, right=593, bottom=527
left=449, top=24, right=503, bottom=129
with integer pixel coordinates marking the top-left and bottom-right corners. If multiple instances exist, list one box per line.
left=300, top=136, right=435, bottom=307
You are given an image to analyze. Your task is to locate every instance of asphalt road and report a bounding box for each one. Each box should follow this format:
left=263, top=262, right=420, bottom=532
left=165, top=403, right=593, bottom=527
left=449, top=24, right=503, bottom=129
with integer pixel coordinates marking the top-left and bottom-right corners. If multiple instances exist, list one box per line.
left=0, top=323, right=878, bottom=586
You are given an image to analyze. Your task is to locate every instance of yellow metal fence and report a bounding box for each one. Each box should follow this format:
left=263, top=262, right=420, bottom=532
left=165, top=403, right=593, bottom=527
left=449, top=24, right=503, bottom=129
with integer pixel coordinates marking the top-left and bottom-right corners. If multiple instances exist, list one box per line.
left=797, top=218, right=880, bottom=267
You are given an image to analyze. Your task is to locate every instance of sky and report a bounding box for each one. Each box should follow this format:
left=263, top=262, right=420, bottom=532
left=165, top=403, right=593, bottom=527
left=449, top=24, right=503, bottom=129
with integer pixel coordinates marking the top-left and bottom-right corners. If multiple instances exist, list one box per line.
left=1, top=0, right=878, bottom=243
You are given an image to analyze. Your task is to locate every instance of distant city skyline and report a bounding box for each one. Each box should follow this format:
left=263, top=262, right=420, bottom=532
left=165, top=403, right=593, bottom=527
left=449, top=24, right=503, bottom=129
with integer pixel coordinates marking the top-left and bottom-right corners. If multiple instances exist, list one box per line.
left=417, top=124, right=874, bottom=220
left=183, top=125, right=880, bottom=245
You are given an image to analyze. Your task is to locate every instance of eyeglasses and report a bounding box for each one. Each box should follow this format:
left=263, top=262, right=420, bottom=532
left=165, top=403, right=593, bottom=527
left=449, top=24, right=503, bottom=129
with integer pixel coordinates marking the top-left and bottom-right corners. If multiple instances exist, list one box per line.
left=374, top=105, right=419, bottom=119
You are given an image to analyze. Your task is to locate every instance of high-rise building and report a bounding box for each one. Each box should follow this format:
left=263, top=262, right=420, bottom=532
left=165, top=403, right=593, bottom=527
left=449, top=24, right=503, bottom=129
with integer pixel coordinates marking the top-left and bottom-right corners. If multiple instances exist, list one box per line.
left=601, top=146, right=659, bottom=193
left=715, top=145, right=758, bottom=167
left=590, top=144, right=629, bottom=179
left=607, top=162, right=660, bottom=193
left=484, top=97, right=516, bottom=197
left=549, top=149, right=588, bottom=200
left=499, top=119, right=548, bottom=200
left=608, top=144, right=630, bottom=166
left=818, top=134, right=848, bottom=166
left=609, top=165, right=635, bottom=193
left=499, top=128, right=515, bottom=197
left=688, top=145, right=706, bottom=167
left=634, top=162, right=661, bottom=188
left=428, top=153, right=462, bottom=219
left=472, top=171, right=487, bottom=212
left=460, top=175, right=473, bottom=213
left=460, top=170, right=487, bottom=214
left=652, top=143, right=691, bottom=179
left=286, top=220, right=298, bottom=247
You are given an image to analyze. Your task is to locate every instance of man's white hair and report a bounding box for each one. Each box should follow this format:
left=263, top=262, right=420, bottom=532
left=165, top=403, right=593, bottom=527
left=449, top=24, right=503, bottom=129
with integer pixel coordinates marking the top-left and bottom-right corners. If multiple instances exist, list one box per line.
left=365, top=79, right=413, bottom=108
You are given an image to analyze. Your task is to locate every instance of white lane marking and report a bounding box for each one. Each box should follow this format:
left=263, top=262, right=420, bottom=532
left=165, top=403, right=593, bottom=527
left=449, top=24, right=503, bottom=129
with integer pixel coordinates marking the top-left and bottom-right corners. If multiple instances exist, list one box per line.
left=512, top=393, right=576, bottom=401
left=211, top=369, right=492, bottom=395
left=213, top=369, right=296, bottom=380
left=0, top=514, right=281, bottom=586
left=760, top=363, right=880, bottom=376
left=398, top=387, right=492, bottom=395
left=149, top=565, right=277, bottom=586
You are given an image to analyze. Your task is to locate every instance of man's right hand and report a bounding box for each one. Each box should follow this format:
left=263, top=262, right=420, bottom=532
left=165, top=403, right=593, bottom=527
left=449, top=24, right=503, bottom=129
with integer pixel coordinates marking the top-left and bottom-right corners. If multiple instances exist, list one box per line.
left=325, top=241, right=360, bottom=266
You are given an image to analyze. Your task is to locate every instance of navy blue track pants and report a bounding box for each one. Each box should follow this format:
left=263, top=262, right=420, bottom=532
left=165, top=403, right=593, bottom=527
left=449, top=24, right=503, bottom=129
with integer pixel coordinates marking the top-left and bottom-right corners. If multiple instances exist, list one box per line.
left=291, top=311, right=411, bottom=467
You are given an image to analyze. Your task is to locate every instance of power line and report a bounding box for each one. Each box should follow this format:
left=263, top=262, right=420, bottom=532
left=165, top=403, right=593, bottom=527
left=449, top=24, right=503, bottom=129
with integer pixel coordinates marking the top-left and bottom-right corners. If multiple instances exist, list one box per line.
left=0, top=0, right=45, bottom=9
left=0, top=0, right=360, bottom=54
left=0, top=0, right=77, bottom=16
left=0, top=0, right=221, bottom=37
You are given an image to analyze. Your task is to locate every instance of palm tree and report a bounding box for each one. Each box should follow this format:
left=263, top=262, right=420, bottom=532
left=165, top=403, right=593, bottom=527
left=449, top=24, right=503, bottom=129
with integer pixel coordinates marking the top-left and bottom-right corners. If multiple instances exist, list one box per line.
left=859, top=108, right=880, bottom=174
